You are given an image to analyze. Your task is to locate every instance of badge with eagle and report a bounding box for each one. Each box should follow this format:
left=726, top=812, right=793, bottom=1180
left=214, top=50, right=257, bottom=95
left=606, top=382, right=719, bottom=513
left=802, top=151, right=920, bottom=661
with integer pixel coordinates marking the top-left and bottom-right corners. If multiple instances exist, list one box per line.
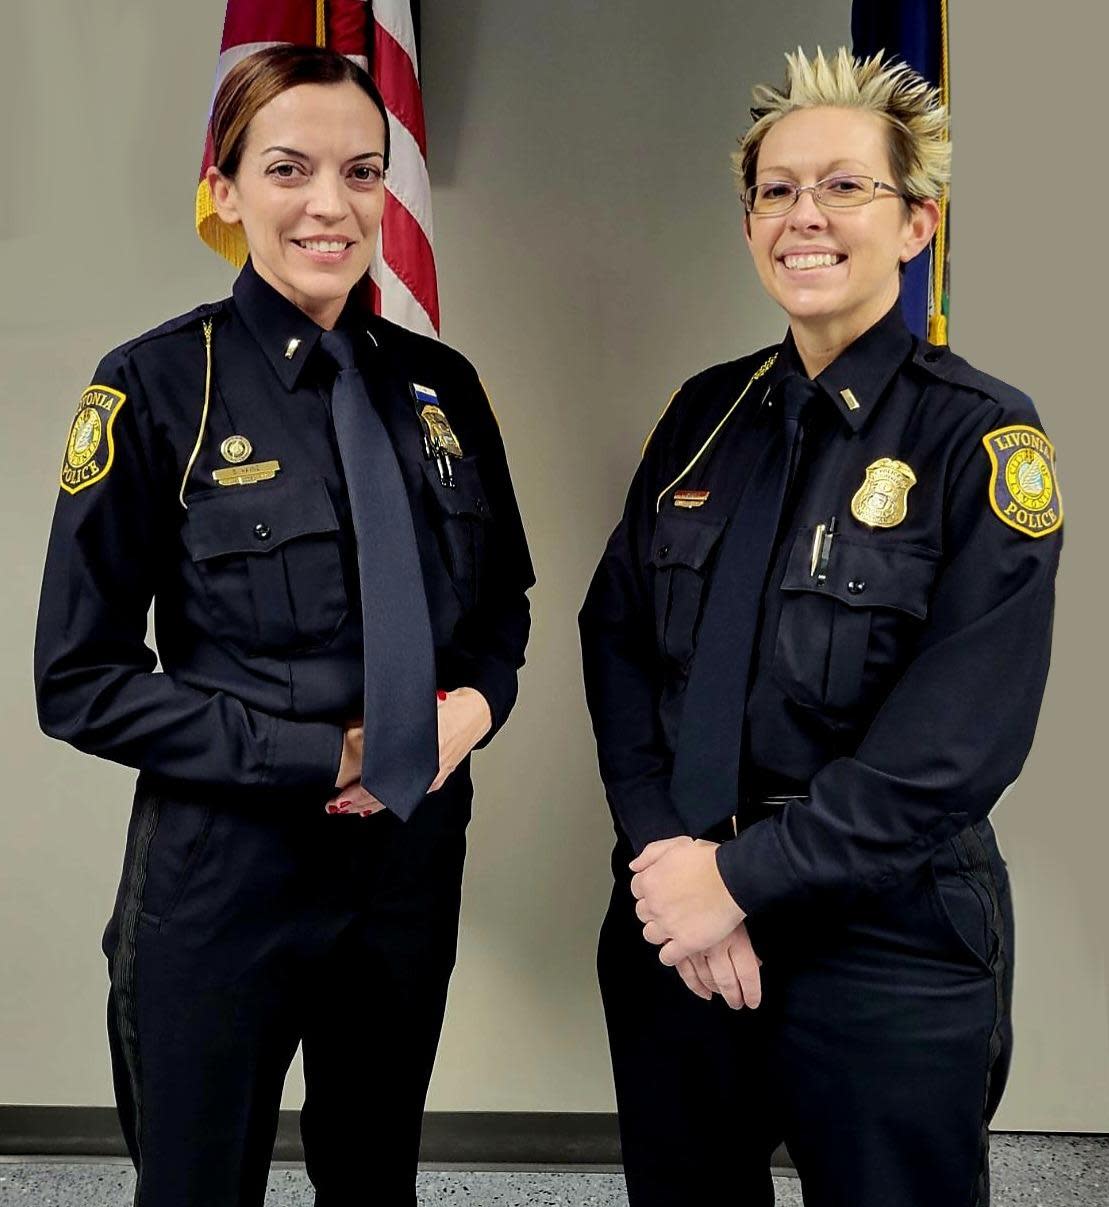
left=60, top=385, right=127, bottom=495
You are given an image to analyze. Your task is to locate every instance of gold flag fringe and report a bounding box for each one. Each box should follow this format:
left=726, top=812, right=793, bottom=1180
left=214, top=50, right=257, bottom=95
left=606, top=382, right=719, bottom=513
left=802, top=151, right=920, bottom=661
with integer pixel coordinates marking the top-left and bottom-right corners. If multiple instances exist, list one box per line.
left=928, top=0, right=950, bottom=346
left=196, top=1, right=329, bottom=266
left=196, top=177, right=248, bottom=268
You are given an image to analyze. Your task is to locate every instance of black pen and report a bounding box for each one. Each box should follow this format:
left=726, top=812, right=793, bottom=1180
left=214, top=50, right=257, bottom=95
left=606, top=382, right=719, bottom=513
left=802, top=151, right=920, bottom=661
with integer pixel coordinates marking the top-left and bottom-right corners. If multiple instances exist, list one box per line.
left=437, top=450, right=456, bottom=489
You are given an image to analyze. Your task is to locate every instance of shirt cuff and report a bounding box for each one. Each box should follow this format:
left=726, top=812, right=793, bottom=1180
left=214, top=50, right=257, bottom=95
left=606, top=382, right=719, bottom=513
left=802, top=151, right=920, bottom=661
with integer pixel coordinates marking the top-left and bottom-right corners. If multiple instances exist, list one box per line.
left=714, top=816, right=808, bottom=918
left=457, top=659, right=518, bottom=747
left=614, top=783, right=689, bottom=855
left=265, top=715, right=346, bottom=792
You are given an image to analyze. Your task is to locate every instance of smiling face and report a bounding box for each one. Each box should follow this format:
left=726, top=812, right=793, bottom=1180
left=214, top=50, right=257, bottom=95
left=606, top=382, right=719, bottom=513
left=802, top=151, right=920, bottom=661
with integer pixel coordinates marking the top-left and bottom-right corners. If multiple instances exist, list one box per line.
left=207, top=81, right=386, bottom=329
left=745, top=106, right=937, bottom=351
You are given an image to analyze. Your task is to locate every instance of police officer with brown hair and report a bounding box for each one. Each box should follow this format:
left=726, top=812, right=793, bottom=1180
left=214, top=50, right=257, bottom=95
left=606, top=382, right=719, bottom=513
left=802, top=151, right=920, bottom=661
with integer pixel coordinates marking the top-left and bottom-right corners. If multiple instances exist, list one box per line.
left=580, top=49, right=1061, bottom=1207
left=35, top=45, right=532, bottom=1207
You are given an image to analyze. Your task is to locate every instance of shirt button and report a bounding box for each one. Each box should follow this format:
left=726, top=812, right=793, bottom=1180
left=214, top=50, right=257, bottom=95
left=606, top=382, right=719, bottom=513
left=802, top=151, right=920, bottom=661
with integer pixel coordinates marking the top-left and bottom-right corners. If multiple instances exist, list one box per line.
left=253, top=523, right=271, bottom=541
left=847, top=579, right=867, bottom=594
left=658, top=544, right=671, bottom=559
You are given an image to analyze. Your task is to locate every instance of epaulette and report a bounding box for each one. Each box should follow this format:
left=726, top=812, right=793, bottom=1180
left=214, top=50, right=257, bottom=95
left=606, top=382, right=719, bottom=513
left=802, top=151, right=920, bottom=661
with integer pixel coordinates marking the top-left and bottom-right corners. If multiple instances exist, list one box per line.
left=916, top=342, right=1060, bottom=538
left=368, top=312, right=477, bottom=384
left=683, top=344, right=780, bottom=399
left=113, top=299, right=230, bottom=359
left=367, top=311, right=446, bottom=358
left=912, top=340, right=1036, bottom=417
left=642, top=345, right=779, bottom=459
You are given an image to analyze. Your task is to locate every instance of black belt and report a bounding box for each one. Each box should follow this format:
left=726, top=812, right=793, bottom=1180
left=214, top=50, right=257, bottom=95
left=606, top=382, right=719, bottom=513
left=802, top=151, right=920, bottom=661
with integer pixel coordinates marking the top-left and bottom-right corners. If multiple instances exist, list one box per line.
left=700, top=793, right=811, bottom=842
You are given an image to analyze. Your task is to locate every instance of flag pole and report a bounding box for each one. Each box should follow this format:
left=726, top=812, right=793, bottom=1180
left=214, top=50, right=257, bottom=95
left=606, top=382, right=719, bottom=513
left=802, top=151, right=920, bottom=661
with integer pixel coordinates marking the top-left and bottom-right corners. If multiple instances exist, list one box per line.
left=927, top=0, right=950, bottom=346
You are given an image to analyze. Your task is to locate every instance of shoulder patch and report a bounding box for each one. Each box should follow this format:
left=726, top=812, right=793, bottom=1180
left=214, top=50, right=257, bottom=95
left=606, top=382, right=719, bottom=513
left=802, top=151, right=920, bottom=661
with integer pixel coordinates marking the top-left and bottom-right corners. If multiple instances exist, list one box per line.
left=60, top=385, right=127, bottom=495
left=982, top=425, right=1062, bottom=538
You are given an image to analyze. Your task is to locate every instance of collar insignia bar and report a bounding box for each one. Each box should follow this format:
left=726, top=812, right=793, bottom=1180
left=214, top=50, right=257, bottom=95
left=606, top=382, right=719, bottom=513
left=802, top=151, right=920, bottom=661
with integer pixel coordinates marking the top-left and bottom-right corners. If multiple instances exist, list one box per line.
left=840, top=388, right=861, bottom=411
left=673, top=489, right=711, bottom=509
left=851, top=458, right=917, bottom=528
left=982, top=425, right=1062, bottom=538
left=284, top=338, right=301, bottom=360
left=219, top=435, right=253, bottom=465
left=212, top=460, right=281, bottom=487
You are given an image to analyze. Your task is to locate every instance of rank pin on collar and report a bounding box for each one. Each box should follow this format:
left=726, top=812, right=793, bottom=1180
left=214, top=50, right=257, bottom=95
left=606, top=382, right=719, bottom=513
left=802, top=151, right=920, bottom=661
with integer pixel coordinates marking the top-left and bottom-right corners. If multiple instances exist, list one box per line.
left=284, top=338, right=301, bottom=360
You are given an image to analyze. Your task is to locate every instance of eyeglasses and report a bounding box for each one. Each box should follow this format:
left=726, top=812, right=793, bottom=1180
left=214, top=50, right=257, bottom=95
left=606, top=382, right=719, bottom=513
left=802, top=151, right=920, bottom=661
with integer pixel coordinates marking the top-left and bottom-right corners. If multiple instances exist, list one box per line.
left=743, top=175, right=904, bottom=216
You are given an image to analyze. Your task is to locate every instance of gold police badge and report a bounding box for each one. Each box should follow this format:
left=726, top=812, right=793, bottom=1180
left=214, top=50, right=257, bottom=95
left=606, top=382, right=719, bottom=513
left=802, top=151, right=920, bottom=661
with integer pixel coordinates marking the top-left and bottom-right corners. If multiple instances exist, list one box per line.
left=982, top=424, right=1062, bottom=537
left=418, top=405, right=463, bottom=458
left=850, top=458, right=917, bottom=528
left=60, top=385, right=127, bottom=495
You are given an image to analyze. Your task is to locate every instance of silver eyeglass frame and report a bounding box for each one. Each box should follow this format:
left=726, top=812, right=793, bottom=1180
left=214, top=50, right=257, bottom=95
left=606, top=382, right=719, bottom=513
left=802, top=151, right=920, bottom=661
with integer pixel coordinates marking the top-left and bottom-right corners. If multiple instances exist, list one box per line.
left=743, top=175, right=905, bottom=216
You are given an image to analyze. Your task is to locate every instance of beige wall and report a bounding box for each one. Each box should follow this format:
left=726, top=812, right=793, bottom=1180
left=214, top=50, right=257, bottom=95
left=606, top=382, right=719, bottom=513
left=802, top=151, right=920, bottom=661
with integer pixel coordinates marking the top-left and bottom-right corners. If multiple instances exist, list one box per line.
left=1, top=0, right=1104, bottom=1131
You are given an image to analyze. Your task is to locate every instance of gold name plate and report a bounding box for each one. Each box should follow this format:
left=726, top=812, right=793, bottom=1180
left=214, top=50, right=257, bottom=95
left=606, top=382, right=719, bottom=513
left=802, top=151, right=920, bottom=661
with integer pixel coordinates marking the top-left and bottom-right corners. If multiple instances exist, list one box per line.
left=673, top=489, right=710, bottom=509
left=212, top=460, right=281, bottom=487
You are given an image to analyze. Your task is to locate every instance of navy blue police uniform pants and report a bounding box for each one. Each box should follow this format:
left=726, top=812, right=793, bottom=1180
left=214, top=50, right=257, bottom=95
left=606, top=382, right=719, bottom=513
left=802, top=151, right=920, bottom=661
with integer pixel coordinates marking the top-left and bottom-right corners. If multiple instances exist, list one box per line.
left=599, top=815, right=1014, bottom=1207
left=103, top=772, right=471, bottom=1207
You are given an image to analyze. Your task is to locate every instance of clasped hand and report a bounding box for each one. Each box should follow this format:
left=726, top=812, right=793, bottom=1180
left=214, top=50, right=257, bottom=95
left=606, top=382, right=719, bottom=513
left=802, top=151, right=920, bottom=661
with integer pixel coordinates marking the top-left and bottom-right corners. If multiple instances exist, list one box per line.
left=630, top=836, right=762, bottom=1010
left=326, top=688, right=492, bottom=816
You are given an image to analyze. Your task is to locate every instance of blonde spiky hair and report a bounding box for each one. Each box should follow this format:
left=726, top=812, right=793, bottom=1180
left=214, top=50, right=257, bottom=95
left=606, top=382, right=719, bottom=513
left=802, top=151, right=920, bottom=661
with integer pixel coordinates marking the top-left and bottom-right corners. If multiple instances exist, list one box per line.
left=734, top=47, right=950, bottom=205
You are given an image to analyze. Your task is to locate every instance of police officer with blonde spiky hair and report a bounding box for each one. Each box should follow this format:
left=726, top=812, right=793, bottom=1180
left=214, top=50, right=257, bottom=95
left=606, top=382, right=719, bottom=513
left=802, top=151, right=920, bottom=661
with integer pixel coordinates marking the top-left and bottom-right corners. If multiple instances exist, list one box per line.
left=580, top=46, right=1061, bottom=1207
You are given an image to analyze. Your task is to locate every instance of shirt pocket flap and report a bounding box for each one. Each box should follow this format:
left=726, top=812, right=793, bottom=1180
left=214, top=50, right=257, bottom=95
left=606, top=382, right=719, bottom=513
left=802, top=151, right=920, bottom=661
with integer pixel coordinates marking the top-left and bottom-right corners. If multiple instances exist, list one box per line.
left=780, top=529, right=938, bottom=618
left=420, top=455, right=491, bottom=520
left=184, top=477, right=340, bottom=562
left=650, top=512, right=727, bottom=572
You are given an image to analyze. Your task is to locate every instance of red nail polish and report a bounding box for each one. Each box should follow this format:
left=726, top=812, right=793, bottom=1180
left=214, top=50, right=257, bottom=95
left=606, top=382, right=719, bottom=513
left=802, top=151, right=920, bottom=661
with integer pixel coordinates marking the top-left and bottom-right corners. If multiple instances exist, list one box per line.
left=436, top=690, right=448, bottom=701
left=338, top=800, right=352, bottom=809
left=325, top=803, right=339, bottom=814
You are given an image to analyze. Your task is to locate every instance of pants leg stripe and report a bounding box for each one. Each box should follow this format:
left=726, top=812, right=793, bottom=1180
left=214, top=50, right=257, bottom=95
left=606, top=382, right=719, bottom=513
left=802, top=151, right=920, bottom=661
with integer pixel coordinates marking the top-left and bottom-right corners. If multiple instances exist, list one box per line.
left=955, top=826, right=1008, bottom=1207
left=110, top=792, right=160, bottom=1204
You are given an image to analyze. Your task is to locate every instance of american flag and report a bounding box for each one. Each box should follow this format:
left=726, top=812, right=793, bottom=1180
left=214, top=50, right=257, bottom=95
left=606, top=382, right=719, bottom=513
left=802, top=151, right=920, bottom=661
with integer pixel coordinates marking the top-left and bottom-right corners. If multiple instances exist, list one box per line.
left=196, top=0, right=440, bottom=338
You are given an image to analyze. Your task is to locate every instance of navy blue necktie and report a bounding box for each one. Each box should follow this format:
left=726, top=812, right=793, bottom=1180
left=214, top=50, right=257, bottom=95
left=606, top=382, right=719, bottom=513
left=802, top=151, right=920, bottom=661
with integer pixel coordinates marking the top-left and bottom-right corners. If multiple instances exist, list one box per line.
left=321, top=328, right=438, bottom=820
left=669, top=373, right=816, bottom=837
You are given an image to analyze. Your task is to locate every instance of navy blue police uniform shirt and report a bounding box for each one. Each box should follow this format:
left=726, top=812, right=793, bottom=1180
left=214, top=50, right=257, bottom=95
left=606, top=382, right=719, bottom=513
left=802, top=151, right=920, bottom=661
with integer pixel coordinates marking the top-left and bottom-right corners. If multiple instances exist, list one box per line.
left=36, top=260, right=534, bottom=794
left=580, top=301, right=1062, bottom=916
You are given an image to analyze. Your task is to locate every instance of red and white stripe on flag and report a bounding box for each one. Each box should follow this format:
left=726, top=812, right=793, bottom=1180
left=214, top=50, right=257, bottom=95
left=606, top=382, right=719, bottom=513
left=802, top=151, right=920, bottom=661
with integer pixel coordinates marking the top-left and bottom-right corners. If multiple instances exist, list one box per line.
left=196, top=1, right=440, bottom=338
left=368, top=1, right=439, bottom=337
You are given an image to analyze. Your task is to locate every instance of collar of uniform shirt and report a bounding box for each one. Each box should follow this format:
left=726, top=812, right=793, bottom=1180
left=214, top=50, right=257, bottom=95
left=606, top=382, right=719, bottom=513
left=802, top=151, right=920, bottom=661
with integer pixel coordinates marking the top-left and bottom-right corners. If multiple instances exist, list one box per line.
left=232, top=257, right=332, bottom=392
left=771, top=299, right=915, bottom=434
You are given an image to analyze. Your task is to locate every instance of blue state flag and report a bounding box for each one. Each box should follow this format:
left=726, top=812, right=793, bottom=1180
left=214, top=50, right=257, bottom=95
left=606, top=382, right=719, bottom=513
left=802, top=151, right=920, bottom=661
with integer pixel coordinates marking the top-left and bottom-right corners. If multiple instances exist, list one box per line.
left=852, top=0, right=949, bottom=344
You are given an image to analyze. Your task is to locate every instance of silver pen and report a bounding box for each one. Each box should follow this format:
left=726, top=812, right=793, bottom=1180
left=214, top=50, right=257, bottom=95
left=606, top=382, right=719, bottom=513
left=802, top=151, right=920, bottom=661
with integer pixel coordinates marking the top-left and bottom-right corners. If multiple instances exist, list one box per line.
left=816, top=516, right=837, bottom=582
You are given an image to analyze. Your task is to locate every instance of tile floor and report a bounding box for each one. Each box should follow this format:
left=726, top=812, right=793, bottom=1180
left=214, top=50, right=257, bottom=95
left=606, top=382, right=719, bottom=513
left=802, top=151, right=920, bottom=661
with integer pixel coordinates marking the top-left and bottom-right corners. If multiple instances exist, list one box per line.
left=1, top=1134, right=1105, bottom=1206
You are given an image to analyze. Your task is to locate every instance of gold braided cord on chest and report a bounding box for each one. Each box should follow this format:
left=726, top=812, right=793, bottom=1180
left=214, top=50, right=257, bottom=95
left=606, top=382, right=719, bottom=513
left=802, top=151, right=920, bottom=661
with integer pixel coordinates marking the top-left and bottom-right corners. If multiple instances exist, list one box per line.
left=654, top=352, right=778, bottom=514
left=178, top=318, right=214, bottom=510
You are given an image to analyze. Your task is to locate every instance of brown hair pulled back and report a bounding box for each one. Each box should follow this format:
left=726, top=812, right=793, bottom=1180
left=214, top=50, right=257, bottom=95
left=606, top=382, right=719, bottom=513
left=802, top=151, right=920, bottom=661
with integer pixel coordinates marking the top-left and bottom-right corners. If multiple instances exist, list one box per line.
left=211, top=44, right=391, bottom=179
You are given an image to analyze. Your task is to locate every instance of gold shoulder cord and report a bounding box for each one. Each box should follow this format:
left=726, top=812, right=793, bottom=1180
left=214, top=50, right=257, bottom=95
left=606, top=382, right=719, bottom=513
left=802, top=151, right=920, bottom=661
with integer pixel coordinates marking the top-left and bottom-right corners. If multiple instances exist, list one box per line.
left=654, top=352, right=778, bottom=513
left=179, top=318, right=214, bottom=510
